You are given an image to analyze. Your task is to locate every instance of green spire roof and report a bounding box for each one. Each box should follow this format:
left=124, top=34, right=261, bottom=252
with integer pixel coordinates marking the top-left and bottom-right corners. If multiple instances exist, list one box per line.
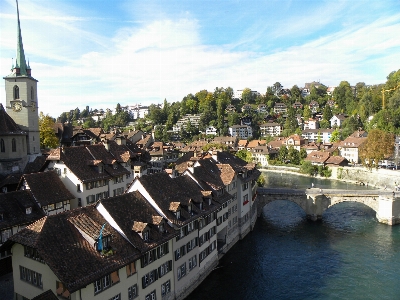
left=15, top=0, right=28, bottom=76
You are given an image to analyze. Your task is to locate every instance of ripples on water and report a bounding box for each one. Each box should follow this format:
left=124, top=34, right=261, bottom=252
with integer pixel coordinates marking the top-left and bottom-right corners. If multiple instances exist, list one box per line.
left=188, top=172, right=400, bottom=300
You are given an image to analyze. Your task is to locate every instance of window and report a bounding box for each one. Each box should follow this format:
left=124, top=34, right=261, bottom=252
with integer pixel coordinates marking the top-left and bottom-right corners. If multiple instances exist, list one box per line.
left=188, top=255, right=197, bottom=270
left=13, top=85, right=19, bottom=99
left=12, top=138, right=16, bottom=152
left=142, top=270, right=158, bottom=289
left=109, top=294, right=121, bottom=300
left=145, top=290, right=156, bottom=300
left=0, top=139, right=4, bottom=152
left=242, top=182, right=249, bottom=191
left=143, top=231, right=149, bottom=241
left=77, top=184, right=81, bottom=192
left=19, top=266, right=42, bottom=288
left=177, top=263, right=186, bottom=280
left=175, top=248, right=181, bottom=261
left=1, top=229, right=12, bottom=244
left=26, top=207, right=32, bottom=214
left=128, top=284, right=138, bottom=300
left=94, top=274, right=114, bottom=294
left=158, top=260, right=172, bottom=278
left=23, top=246, right=44, bottom=263
left=243, top=194, right=249, bottom=205
left=86, top=195, right=95, bottom=204
left=161, top=280, right=171, bottom=296
left=126, top=262, right=136, bottom=277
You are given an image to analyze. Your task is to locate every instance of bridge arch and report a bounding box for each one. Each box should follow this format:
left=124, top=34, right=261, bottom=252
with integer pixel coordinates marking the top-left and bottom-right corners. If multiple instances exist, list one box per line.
left=325, top=196, right=379, bottom=215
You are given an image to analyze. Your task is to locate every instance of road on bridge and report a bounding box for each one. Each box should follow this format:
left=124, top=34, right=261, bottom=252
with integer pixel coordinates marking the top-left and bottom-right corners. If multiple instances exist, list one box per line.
left=257, top=187, right=395, bottom=197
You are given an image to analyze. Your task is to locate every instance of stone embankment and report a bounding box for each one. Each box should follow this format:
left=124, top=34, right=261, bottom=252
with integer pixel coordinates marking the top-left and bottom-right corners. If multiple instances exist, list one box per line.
left=261, top=165, right=400, bottom=190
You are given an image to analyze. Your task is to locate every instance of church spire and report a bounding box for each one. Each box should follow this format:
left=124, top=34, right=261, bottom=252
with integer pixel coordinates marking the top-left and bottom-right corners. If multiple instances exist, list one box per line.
left=15, top=0, right=28, bottom=76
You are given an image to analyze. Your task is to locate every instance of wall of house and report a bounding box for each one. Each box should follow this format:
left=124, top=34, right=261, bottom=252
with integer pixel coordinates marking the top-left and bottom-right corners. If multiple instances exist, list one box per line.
left=12, top=243, right=60, bottom=299
left=173, top=230, right=199, bottom=298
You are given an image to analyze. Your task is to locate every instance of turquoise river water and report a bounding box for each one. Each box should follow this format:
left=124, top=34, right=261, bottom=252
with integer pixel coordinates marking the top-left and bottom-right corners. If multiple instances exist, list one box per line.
left=188, top=171, right=400, bottom=300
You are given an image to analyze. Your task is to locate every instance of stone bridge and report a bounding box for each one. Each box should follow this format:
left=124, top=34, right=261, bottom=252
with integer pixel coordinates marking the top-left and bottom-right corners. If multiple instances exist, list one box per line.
left=256, top=188, right=400, bottom=225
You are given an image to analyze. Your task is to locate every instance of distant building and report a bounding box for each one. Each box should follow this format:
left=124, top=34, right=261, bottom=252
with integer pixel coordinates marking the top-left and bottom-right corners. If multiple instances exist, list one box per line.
left=229, top=125, right=253, bottom=139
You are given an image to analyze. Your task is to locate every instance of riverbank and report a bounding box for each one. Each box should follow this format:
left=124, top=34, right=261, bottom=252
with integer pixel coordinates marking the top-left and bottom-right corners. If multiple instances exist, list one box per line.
left=259, top=165, right=399, bottom=189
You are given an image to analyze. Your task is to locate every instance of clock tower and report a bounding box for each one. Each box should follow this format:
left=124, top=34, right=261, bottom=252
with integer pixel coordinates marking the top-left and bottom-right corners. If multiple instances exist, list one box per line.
left=3, top=0, right=40, bottom=157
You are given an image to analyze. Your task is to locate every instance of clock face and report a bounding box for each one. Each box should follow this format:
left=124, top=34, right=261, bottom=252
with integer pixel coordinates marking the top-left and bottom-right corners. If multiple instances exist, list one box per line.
left=12, top=102, right=22, bottom=112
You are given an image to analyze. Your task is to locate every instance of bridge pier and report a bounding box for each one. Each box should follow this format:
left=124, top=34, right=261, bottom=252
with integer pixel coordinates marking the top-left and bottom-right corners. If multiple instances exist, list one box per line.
left=376, top=195, right=400, bottom=225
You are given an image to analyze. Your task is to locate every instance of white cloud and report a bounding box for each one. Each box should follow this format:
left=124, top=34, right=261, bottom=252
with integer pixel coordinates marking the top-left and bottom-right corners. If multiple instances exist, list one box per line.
left=1, top=0, right=400, bottom=117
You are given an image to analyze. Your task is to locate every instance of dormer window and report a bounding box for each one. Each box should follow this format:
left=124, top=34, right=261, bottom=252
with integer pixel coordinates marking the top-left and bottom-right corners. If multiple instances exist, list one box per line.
left=199, top=202, right=203, bottom=210
left=143, top=231, right=149, bottom=241
left=26, top=207, right=32, bottom=215
left=159, top=223, right=165, bottom=233
left=113, top=163, right=118, bottom=170
left=188, top=204, right=192, bottom=214
left=176, top=210, right=181, bottom=219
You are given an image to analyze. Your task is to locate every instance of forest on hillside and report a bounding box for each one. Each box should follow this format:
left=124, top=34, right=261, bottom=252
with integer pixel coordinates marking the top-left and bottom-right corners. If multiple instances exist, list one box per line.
left=52, top=69, right=400, bottom=142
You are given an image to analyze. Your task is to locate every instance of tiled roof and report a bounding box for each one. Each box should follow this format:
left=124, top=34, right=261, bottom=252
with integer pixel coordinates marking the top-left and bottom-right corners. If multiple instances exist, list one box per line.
left=24, top=155, right=47, bottom=174
left=21, top=171, right=75, bottom=206
left=0, top=103, right=26, bottom=136
left=106, top=140, right=137, bottom=163
left=340, top=137, right=367, bottom=148
left=98, top=191, right=176, bottom=252
left=216, top=151, right=260, bottom=183
left=6, top=204, right=143, bottom=293
left=0, top=190, right=45, bottom=231
left=0, top=173, right=22, bottom=191
left=174, top=151, right=197, bottom=174
left=305, top=151, right=330, bottom=163
left=138, top=173, right=215, bottom=226
left=31, top=290, right=59, bottom=300
left=47, top=147, right=111, bottom=183
left=238, top=140, right=248, bottom=147
left=326, top=156, right=348, bottom=165
left=86, top=144, right=130, bottom=177
left=217, top=164, right=236, bottom=185
left=247, top=140, right=266, bottom=148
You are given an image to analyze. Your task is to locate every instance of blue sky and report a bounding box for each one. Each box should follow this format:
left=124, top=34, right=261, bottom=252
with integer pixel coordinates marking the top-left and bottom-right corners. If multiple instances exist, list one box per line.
left=1, top=0, right=400, bottom=117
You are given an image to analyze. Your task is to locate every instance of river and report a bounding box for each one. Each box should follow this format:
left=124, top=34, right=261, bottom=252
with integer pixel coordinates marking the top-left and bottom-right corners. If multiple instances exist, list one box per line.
left=188, top=171, right=400, bottom=300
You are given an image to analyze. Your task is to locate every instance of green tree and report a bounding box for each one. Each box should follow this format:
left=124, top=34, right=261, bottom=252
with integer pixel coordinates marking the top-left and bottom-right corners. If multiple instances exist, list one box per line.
left=330, top=128, right=341, bottom=142
left=290, top=85, right=302, bottom=102
left=323, top=105, right=333, bottom=122
left=341, top=116, right=362, bottom=138
left=235, top=149, right=253, bottom=163
left=332, top=81, right=354, bottom=113
left=278, top=145, right=288, bottom=163
left=284, top=107, right=298, bottom=134
left=359, top=129, right=395, bottom=167
left=287, top=146, right=300, bottom=165
left=303, top=105, right=312, bottom=119
left=82, top=117, right=96, bottom=129
left=39, top=112, right=59, bottom=149
left=299, top=160, right=316, bottom=176
left=300, top=148, right=307, bottom=160
left=241, top=88, right=253, bottom=104
left=257, top=174, right=266, bottom=187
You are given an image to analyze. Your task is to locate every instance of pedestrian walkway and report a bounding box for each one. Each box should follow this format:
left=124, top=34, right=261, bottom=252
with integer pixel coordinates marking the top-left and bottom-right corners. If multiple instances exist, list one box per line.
left=0, top=272, right=13, bottom=300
